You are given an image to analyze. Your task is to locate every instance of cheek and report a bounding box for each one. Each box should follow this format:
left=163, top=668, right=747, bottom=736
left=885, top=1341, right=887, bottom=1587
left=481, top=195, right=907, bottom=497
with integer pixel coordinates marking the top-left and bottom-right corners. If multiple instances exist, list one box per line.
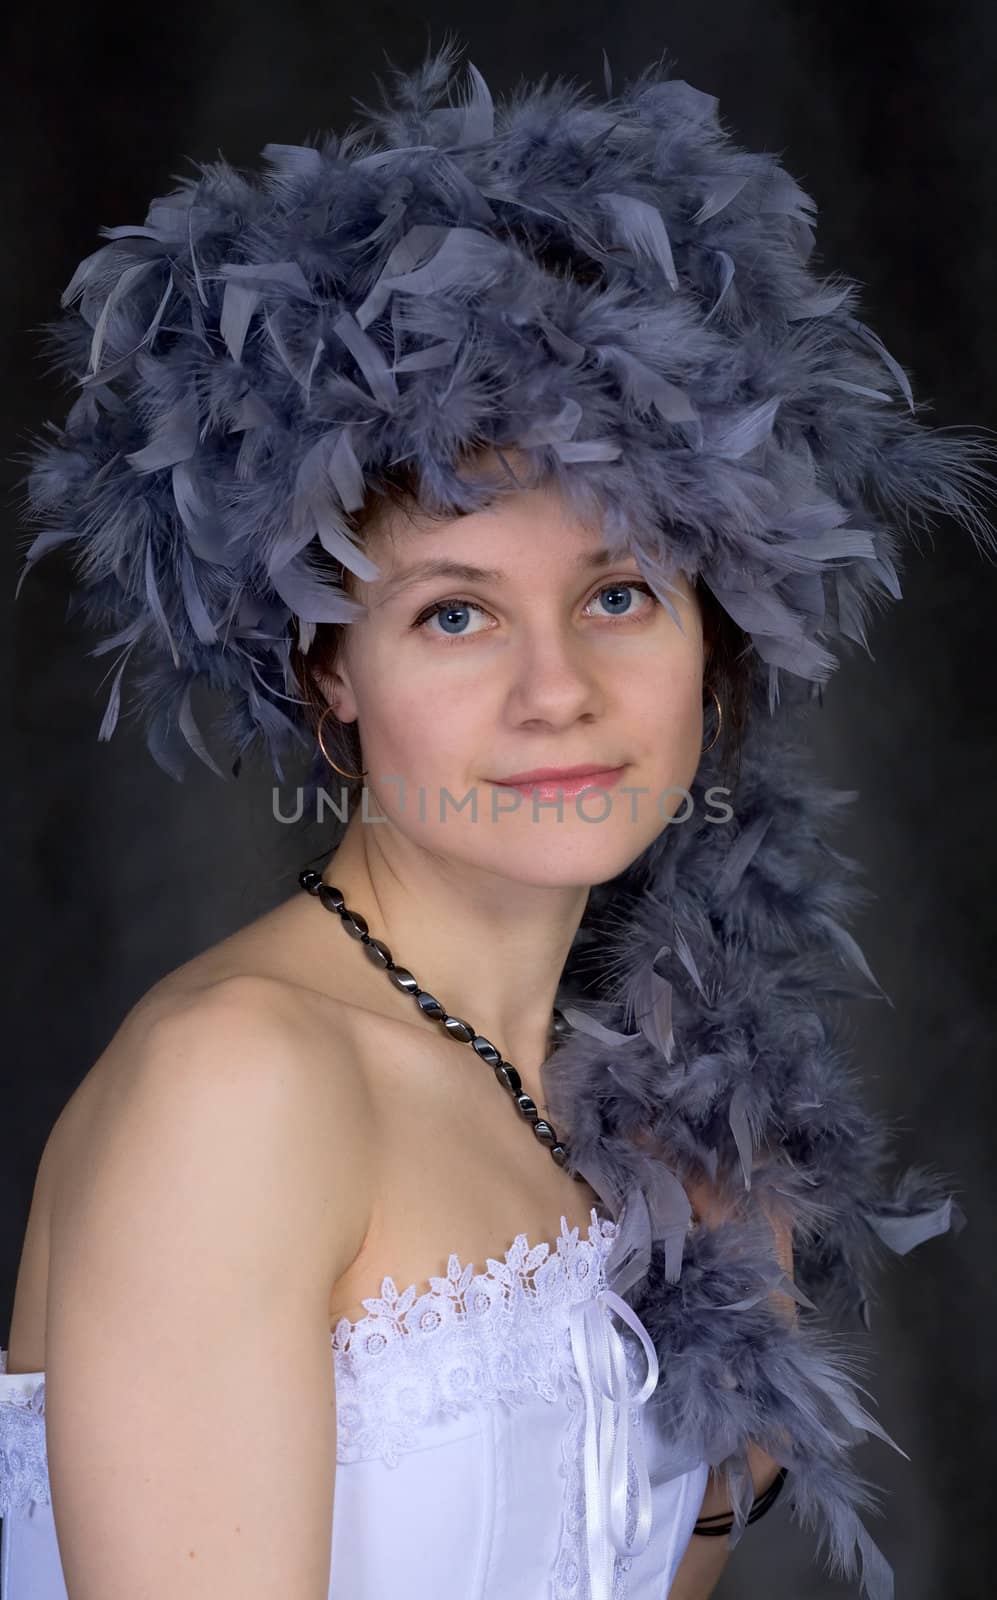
left=630, top=661, right=705, bottom=775
left=352, top=657, right=477, bottom=767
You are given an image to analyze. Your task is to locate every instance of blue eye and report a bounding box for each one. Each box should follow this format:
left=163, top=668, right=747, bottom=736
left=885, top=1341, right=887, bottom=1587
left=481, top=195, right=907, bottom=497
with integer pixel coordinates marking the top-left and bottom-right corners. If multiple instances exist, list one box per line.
left=414, top=597, right=487, bottom=638
left=411, top=581, right=659, bottom=641
left=592, top=582, right=655, bottom=617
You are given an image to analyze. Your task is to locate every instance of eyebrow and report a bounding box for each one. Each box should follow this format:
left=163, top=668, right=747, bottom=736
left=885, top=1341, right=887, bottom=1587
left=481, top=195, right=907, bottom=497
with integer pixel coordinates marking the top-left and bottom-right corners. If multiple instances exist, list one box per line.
left=377, top=545, right=637, bottom=600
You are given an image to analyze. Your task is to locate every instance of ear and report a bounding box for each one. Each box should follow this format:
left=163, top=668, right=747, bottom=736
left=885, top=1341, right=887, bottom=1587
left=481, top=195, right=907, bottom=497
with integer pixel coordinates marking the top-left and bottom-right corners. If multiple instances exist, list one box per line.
left=314, top=657, right=360, bottom=726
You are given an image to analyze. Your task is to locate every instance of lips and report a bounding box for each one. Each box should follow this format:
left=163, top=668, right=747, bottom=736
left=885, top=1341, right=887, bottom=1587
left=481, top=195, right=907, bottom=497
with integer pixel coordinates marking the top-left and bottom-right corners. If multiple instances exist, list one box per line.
left=490, top=765, right=628, bottom=800
left=492, top=764, right=625, bottom=784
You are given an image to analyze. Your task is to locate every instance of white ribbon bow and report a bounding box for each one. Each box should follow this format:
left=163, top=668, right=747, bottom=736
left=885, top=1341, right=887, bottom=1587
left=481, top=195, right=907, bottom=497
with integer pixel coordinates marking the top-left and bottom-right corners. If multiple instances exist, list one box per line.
left=567, top=1287, right=660, bottom=1600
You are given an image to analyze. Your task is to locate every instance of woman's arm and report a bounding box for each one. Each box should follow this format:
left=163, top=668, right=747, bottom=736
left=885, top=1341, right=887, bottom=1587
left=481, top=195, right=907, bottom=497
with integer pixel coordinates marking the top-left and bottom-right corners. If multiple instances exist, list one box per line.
left=667, top=1520, right=733, bottom=1600
left=45, top=976, right=372, bottom=1600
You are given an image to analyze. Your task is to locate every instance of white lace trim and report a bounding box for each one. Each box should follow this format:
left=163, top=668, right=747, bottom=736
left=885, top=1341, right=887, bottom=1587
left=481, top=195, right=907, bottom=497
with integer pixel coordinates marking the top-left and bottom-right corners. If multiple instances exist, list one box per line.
left=0, top=1347, right=49, bottom=1516
left=331, top=1207, right=618, bottom=1465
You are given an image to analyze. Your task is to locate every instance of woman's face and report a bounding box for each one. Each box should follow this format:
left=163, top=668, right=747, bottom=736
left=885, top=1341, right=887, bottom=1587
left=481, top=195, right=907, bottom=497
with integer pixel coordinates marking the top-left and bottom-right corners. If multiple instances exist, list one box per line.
left=319, top=457, right=708, bottom=890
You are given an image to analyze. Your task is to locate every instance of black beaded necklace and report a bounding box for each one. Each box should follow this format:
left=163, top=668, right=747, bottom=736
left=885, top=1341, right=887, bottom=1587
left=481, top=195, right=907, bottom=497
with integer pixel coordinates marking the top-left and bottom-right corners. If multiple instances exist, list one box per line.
left=299, top=867, right=586, bottom=1181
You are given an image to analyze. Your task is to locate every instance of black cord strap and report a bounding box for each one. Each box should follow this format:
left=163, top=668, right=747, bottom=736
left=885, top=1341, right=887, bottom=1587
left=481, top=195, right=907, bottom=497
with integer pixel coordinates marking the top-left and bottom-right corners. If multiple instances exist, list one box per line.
left=692, top=1466, right=789, bottom=1537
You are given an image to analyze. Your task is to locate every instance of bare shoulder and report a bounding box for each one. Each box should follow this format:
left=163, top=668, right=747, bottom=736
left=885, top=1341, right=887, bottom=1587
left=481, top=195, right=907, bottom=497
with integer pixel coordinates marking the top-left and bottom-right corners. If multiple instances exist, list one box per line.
left=33, top=972, right=378, bottom=1596
left=48, top=974, right=375, bottom=1299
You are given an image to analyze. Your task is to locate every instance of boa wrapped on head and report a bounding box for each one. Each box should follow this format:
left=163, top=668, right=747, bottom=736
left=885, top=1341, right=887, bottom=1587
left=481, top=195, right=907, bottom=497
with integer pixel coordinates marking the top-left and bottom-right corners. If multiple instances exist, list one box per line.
left=14, top=35, right=996, bottom=1597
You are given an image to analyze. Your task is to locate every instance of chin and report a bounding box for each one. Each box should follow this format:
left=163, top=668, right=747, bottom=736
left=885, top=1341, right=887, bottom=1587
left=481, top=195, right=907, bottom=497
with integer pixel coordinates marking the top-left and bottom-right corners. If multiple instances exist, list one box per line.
left=456, top=828, right=661, bottom=891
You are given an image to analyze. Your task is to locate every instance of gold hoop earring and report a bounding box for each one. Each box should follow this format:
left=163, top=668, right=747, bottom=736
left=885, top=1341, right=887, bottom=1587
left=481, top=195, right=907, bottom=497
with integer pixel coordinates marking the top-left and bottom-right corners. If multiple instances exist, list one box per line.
left=700, top=685, right=723, bottom=755
left=316, top=705, right=368, bottom=781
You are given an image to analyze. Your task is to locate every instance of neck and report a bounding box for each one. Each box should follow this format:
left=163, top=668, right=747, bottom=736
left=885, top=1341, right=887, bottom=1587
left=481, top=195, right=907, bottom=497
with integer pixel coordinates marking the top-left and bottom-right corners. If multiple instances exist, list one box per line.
left=316, top=808, right=590, bottom=1078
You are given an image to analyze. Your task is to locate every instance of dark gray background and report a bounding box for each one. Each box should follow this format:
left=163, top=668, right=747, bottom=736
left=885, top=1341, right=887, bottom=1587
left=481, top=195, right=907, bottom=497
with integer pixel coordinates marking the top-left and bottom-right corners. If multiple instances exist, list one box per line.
left=3, top=6, right=995, bottom=1595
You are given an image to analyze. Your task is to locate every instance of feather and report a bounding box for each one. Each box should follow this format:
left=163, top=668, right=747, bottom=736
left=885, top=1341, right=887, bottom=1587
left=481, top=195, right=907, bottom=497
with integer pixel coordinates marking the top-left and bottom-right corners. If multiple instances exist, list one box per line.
left=671, top=922, right=707, bottom=998
left=558, top=1005, right=638, bottom=1048
left=146, top=702, right=187, bottom=782
left=186, top=203, right=209, bottom=307
left=219, top=281, right=260, bottom=364
left=331, top=311, right=398, bottom=408
left=126, top=390, right=199, bottom=472
left=703, top=248, right=735, bottom=321
left=302, top=337, right=325, bottom=409
left=178, top=682, right=226, bottom=779
left=88, top=258, right=158, bottom=374
left=216, top=260, right=315, bottom=299
left=143, top=537, right=180, bottom=669
left=451, top=60, right=494, bottom=147
left=728, top=1082, right=755, bottom=1190
left=813, top=913, right=890, bottom=1002
left=645, top=1160, right=695, bottom=1284
left=14, top=527, right=78, bottom=598
left=179, top=549, right=219, bottom=644
left=553, top=438, right=623, bottom=463
left=842, top=316, right=915, bottom=413
left=365, top=226, right=514, bottom=308
left=260, top=141, right=323, bottom=179
left=788, top=284, right=854, bottom=320
left=325, top=426, right=367, bottom=514
left=823, top=378, right=893, bottom=404
left=392, top=337, right=461, bottom=372
left=691, top=173, right=750, bottom=225
left=268, top=554, right=367, bottom=624
left=597, top=191, right=679, bottom=291
left=284, top=430, right=382, bottom=579
left=97, top=644, right=135, bottom=742
left=353, top=224, right=457, bottom=329
left=862, top=1198, right=956, bottom=1255
left=60, top=242, right=113, bottom=310
left=593, top=344, right=698, bottom=423
left=629, top=946, right=676, bottom=1062
left=518, top=398, right=582, bottom=447
left=705, top=395, right=781, bottom=460
left=171, top=463, right=234, bottom=565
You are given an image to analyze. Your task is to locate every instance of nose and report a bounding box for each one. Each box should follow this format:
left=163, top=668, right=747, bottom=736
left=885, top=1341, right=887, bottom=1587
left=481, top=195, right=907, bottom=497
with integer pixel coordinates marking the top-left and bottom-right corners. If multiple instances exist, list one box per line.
left=507, top=624, right=605, bottom=728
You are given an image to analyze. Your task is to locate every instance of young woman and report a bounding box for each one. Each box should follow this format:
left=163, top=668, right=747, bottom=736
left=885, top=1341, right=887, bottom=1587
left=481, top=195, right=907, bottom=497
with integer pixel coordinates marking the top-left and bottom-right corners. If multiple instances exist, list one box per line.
left=2, top=39, right=992, bottom=1600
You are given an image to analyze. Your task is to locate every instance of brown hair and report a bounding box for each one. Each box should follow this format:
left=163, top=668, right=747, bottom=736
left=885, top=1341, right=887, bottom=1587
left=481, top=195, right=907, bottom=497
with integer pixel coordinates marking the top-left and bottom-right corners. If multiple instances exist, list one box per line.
left=290, top=460, right=755, bottom=796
